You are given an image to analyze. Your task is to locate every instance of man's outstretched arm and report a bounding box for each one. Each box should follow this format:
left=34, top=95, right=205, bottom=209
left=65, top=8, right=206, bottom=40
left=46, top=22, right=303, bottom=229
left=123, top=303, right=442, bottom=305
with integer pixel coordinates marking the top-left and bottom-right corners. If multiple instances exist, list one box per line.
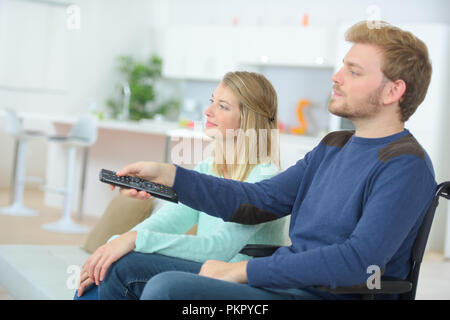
left=172, top=164, right=301, bottom=223
left=116, top=159, right=308, bottom=224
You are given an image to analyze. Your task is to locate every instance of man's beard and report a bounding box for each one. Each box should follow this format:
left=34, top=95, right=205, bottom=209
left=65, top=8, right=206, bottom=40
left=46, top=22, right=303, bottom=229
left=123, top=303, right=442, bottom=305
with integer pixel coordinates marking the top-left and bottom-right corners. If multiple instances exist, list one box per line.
left=328, top=83, right=385, bottom=121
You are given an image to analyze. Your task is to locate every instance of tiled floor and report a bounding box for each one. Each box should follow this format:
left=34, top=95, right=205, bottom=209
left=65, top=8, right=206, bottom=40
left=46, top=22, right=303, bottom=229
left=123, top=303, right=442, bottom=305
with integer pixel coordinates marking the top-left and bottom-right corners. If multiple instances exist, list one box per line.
left=0, top=188, right=449, bottom=300
left=0, top=189, right=99, bottom=246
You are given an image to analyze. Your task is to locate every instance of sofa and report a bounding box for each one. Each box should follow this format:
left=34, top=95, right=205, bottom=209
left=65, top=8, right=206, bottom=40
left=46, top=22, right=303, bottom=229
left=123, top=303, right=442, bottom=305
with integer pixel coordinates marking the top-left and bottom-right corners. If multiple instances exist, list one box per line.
left=0, top=244, right=90, bottom=299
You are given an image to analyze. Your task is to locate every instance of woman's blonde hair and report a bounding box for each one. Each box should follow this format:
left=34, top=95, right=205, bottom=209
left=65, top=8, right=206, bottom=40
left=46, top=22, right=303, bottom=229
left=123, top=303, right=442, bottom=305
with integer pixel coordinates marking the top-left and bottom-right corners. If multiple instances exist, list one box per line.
left=345, top=21, right=432, bottom=122
left=211, top=71, right=279, bottom=181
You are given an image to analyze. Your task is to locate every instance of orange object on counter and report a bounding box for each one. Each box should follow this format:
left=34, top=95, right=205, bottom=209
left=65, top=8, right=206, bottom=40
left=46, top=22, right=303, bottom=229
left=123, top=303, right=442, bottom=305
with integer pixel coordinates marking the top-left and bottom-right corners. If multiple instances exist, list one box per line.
left=301, top=14, right=309, bottom=27
left=290, top=99, right=311, bottom=135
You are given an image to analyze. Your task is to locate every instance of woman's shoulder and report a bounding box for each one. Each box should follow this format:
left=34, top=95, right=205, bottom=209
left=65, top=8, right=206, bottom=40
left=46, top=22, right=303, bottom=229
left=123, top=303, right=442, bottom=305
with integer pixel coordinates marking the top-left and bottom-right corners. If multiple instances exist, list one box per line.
left=246, top=162, right=280, bottom=182
left=193, top=158, right=280, bottom=180
left=192, top=157, right=214, bottom=174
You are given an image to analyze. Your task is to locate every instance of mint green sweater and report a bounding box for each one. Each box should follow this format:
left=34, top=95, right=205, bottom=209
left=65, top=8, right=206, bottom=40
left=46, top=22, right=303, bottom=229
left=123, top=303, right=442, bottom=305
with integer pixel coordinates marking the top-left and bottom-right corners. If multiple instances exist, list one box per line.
left=130, top=158, right=288, bottom=263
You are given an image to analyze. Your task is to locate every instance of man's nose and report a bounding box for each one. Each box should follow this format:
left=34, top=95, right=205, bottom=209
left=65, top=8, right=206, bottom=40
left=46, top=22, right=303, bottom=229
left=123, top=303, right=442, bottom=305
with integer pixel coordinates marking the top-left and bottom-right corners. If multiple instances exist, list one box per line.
left=331, top=67, right=344, bottom=85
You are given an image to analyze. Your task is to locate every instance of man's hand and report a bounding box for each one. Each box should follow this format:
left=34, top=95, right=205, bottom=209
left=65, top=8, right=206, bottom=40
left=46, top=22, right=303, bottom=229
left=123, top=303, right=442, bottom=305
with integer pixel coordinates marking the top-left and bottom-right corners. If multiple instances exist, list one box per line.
left=199, top=260, right=248, bottom=284
left=110, top=161, right=177, bottom=200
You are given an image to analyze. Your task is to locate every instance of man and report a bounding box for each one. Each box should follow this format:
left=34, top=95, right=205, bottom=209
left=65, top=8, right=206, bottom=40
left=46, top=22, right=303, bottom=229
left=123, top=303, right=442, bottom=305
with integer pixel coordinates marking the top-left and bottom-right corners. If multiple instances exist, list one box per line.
left=116, top=21, right=436, bottom=300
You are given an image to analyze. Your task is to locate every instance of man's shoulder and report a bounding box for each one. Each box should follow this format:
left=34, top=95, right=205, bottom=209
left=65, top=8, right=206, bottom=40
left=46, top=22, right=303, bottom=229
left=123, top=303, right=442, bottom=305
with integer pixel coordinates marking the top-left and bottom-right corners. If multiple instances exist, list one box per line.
left=376, top=132, right=435, bottom=181
left=320, top=130, right=427, bottom=162
left=378, top=133, right=425, bottom=163
left=320, top=130, right=355, bottom=148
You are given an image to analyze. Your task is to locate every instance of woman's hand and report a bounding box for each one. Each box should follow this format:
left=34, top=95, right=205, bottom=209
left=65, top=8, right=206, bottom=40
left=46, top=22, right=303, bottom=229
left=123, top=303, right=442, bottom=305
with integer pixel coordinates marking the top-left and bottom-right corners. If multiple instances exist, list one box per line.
left=77, top=231, right=137, bottom=297
left=110, top=161, right=177, bottom=200
left=76, top=271, right=94, bottom=297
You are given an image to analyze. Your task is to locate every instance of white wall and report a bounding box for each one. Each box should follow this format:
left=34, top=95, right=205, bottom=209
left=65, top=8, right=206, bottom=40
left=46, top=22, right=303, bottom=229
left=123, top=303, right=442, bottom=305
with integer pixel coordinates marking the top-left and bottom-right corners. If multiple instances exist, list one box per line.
left=161, top=0, right=450, bottom=27
left=0, top=0, right=157, bottom=187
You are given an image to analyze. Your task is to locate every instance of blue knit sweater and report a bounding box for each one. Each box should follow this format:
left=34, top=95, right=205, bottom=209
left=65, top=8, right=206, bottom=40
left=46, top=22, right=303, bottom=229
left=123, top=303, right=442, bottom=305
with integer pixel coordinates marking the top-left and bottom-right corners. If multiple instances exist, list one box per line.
left=173, top=129, right=436, bottom=299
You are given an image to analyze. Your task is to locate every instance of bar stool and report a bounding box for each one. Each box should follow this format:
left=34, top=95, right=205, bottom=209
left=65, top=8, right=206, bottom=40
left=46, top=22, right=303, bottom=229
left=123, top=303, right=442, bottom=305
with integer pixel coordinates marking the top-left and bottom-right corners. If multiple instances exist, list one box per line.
left=41, top=115, right=98, bottom=233
left=0, top=109, right=46, bottom=216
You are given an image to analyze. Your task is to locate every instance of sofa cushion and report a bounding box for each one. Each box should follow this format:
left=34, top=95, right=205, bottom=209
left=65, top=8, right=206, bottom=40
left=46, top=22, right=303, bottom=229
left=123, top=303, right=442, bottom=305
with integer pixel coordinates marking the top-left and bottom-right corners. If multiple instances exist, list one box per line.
left=83, top=194, right=154, bottom=253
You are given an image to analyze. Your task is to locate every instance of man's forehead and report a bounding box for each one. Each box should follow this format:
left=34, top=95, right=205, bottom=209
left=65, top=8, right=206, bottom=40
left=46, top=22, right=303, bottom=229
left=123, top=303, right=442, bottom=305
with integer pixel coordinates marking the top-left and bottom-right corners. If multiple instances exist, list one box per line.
left=344, top=43, right=383, bottom=71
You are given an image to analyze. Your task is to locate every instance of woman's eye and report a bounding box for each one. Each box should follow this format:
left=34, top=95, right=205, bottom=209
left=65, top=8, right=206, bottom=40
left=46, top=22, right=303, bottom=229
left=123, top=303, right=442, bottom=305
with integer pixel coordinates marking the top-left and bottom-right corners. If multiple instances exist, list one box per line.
left=209, top=98, right=214, bottom=104
left=219, top=105, right=229, bottom=110
left=350, top=70, right=358, bottom=76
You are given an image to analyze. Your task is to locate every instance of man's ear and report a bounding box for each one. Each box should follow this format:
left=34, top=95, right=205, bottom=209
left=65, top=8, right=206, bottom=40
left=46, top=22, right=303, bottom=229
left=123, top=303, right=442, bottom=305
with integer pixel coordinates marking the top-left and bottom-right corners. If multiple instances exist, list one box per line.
left=383, top=79, right=406, bottom=105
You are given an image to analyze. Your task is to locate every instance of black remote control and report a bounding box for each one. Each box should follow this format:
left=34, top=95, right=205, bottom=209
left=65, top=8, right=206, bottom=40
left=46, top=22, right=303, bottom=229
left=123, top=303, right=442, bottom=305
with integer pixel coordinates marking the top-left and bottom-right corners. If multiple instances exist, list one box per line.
left=99, top=169, right=178, bottom=203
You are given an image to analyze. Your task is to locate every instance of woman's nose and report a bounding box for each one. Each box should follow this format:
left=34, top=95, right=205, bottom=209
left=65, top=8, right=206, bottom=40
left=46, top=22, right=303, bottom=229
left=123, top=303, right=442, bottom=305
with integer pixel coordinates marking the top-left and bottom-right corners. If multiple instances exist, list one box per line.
left=204, top=103, right=214, bottom=117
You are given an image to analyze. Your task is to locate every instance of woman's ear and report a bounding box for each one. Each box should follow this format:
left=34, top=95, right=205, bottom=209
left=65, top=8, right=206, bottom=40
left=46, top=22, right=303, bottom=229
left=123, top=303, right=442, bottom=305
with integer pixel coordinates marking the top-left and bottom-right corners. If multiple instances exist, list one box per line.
left=383, top=79, right=406, bottom=105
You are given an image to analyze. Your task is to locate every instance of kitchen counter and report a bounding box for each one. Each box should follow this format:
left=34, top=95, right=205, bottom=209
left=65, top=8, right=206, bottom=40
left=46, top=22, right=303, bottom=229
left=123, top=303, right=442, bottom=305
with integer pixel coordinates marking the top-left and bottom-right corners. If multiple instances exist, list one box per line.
left=17, top=112, right=209, bottom=140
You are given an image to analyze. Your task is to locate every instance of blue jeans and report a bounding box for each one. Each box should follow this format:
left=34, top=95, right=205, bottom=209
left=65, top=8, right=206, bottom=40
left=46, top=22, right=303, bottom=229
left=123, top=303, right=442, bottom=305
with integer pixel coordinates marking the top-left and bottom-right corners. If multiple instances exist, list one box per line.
left=74, top=283, right=98, bottom=300
left=74, top=251, right=322, bottom=300
left=74, top=251, right=202, bottom=300
left=140, top=271, right=322, bottom=300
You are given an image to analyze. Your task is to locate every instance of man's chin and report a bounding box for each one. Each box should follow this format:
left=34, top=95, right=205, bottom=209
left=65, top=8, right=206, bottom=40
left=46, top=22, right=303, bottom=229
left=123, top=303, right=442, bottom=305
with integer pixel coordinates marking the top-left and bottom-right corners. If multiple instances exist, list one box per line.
left=328, top=103, right=353, bottom=120
left=328, top=101, right=343, bottom=116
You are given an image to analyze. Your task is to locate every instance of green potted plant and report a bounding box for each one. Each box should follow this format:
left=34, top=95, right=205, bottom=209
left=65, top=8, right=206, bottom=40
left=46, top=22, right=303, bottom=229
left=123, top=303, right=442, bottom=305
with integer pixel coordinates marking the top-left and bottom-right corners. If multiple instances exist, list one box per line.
left=106, top=54, right=180, bottom=121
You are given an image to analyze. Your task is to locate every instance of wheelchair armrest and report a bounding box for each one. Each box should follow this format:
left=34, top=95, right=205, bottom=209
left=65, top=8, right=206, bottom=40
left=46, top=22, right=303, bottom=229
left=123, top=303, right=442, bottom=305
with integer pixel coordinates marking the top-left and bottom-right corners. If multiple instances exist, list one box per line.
left=239, top=245, right=413, bottom=297
left=239, top=244, right=281, bottom=257
left=315, top=277, right=412, bottom=295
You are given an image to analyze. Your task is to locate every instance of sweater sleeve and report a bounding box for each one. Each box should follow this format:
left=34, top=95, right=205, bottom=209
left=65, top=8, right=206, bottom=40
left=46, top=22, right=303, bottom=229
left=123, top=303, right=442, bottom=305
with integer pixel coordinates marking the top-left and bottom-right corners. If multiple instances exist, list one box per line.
left=132, top=222, right=264, bottom=263
left=172, top=156, right=312, bottom=224
left=133, top=163, right=281, bottom=262
left=132, top=201, right=199, bottom=252
left=246, top=155, right=436, bottom=289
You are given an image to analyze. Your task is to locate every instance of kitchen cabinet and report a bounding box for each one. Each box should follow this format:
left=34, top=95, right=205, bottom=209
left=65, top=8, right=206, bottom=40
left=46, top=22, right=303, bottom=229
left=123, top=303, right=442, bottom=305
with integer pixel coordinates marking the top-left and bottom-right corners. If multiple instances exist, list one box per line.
left=162, top=26, right=335, bottom=81
left=162, top=27, right=237, bottom=81
left=236, top=26, right=335, bottom=67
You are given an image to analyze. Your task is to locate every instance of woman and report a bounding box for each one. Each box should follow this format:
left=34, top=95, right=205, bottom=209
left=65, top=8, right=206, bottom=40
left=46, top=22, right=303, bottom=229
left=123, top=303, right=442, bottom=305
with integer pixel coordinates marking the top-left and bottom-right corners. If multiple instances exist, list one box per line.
left=75, top=71, right=287, bottom=299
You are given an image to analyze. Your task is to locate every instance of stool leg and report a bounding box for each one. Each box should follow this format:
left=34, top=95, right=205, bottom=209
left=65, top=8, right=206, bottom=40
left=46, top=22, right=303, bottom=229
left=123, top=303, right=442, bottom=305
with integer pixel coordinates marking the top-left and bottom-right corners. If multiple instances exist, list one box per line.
left=9, top=139, right=19, bottom=205
left=0, top=139, right=38, bottom=216
left=77, top=146, right=89, bottom=221
left=42, top=146, right=88, bottom=233
left=63, top=145, right=76, bottom=220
